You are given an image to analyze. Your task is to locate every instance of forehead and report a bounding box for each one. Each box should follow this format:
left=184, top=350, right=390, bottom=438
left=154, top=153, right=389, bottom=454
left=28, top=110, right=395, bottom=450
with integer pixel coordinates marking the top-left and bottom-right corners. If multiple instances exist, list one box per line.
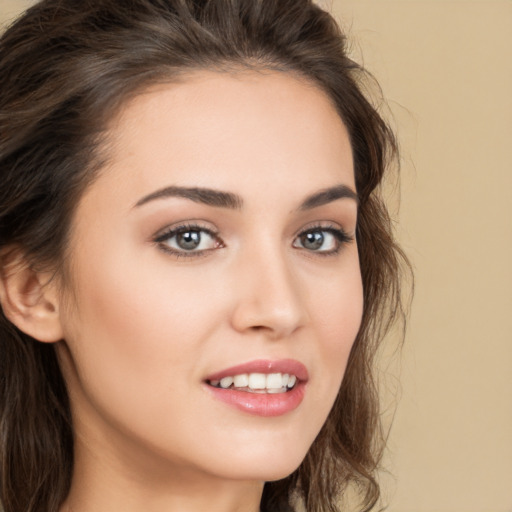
left=85, top=70, right=354, bottom=209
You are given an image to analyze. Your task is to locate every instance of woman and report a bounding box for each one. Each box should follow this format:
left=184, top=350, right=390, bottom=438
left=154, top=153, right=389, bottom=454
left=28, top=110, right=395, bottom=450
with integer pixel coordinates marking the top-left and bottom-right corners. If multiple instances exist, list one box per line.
left=0, top=1, right=407, bottom=511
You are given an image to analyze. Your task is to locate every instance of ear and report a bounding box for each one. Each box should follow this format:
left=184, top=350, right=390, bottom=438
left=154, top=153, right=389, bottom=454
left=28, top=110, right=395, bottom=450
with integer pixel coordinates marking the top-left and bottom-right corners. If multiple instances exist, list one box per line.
left=0, top=249, right=64, bottom=343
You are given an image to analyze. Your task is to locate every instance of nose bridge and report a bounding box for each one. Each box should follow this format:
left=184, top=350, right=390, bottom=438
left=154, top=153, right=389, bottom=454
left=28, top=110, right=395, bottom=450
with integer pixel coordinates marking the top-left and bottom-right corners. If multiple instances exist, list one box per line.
left=230, top=236, right=307, bottom=338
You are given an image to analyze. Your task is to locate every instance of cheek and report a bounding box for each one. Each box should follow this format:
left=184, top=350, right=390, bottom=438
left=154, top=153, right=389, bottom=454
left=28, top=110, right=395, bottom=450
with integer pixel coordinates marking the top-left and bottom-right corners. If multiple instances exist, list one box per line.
left=305, top=256, right=364, bottom=403
left=58, top=250, right=224, bottom=427
left=66, top=239, right=218, bottom=347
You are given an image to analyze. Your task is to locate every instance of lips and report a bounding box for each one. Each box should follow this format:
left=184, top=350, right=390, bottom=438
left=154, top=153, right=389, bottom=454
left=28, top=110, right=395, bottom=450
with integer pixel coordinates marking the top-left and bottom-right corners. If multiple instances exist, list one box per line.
left=204, top=359, right=308, bottom=417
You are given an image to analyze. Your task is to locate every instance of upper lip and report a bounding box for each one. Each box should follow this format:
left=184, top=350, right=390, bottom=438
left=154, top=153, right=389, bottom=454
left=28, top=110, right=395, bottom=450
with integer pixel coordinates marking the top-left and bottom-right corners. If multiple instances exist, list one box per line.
left=205, top=359, right=309, bottom=382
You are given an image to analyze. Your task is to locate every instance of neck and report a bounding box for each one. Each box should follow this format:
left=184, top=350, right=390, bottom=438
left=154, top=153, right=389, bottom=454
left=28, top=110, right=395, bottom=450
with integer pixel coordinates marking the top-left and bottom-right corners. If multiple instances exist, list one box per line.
left=62, top=464, right=264, bottom=512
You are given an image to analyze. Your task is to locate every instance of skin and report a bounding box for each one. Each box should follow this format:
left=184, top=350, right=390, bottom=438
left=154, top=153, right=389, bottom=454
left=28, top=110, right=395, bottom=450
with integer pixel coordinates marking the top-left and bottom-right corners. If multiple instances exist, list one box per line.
left=51, top=70, right=363, bottom=512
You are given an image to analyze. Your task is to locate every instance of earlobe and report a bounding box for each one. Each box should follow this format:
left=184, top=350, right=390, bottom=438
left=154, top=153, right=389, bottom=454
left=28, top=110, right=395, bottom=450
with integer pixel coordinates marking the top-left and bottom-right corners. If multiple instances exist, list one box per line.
left=0, top=249, right=64, bottom=343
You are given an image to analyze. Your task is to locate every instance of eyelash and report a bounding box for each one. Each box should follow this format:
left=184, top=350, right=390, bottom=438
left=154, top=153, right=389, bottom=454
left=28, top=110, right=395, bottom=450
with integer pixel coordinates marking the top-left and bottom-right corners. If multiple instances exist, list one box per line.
left=153, top=223, right=222, bottom=259
left=153, top=222, right=354, bottom=259
left=294, top=223, right=354, bottom=257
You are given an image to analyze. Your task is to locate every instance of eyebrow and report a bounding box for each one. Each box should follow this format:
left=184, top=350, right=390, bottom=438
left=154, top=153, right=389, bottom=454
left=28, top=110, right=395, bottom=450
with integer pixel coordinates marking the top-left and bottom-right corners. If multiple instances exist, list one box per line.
left=134, top=186, right=243, bottom=209
left=298, top=184, right=358, bottom=210
left=134, top=184, right=358, bottom=210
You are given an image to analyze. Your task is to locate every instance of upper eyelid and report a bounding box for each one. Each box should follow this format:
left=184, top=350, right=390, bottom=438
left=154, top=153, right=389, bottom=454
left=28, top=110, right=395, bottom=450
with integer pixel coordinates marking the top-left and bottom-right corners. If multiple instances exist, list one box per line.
left=153, top=222, right=218, bottom=240
left=153, top=221, right=351, bottom=237
left=294, top=221, right=351, bottom=237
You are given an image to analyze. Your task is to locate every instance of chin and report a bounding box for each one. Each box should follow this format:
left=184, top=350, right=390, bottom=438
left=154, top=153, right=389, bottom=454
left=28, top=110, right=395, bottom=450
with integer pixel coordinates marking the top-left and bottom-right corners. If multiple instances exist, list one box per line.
left=208, top=441, right=309, bottom=483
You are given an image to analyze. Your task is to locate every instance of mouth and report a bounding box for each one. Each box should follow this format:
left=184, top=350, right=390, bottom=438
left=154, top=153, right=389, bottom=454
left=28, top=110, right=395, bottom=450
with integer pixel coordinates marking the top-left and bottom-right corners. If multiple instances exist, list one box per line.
left=204, top=359, right=308, bottom=417
left=207, top=372, right=298, bottom=394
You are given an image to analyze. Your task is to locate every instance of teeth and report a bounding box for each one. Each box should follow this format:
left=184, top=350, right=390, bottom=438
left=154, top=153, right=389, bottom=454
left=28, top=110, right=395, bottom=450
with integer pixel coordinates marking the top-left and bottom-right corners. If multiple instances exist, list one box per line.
left=248, top=373, right=266, bottom=389
left=266, top=373, right=283, bottom=388
left=233, top=374, right=249, bottom=387
left=210, top=372, right=298, bottom=392
left=219, top=376, right=233, bottom=389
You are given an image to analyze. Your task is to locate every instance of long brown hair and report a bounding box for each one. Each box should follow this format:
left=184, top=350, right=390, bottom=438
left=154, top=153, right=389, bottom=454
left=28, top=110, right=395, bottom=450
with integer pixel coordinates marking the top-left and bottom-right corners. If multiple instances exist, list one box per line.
left=0, top=1, right=409, bottom=511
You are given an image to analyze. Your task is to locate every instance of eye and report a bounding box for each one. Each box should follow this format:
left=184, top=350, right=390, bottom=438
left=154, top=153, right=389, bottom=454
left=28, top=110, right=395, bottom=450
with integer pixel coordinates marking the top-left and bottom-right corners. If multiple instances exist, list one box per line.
left=154, top=224, right=222, bottom=256
left=293, top=226, right=353, bottom=254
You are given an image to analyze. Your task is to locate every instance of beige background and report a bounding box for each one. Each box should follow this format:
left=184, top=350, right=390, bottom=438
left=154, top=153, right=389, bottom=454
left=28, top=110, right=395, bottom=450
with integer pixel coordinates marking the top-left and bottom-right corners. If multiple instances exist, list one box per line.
left=1, top=1, right=511, bottom=511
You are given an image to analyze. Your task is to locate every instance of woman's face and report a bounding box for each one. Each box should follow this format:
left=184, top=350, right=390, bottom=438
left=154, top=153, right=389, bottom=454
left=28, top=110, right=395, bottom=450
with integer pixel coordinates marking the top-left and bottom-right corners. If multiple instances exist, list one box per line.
left=56, top=70, right=363, bottom=484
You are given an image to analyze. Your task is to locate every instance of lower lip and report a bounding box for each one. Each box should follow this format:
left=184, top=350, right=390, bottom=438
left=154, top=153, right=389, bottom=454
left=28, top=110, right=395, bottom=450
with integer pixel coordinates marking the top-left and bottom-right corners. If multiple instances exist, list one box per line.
left=205, top=382, right=306, bottom=417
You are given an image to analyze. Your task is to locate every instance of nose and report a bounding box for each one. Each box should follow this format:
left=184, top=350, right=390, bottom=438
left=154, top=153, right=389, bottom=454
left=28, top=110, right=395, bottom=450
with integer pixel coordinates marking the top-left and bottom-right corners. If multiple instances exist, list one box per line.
left=229, top=245, right=308, bottom=340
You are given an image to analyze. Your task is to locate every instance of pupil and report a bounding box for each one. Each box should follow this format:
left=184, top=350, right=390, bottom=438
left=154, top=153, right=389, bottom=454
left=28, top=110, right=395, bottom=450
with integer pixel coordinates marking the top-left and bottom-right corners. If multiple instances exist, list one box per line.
left=303, top=231, right=324, bottom=250
left=177, top=230, right=201, bottom=250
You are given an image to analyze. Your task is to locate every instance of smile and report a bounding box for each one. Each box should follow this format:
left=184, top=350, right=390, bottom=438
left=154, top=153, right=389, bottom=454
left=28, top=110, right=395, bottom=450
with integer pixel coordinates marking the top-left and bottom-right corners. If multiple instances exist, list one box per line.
left=204, top=359, right=308, bottom=416
left=208, top=372, right=298, bottom=393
